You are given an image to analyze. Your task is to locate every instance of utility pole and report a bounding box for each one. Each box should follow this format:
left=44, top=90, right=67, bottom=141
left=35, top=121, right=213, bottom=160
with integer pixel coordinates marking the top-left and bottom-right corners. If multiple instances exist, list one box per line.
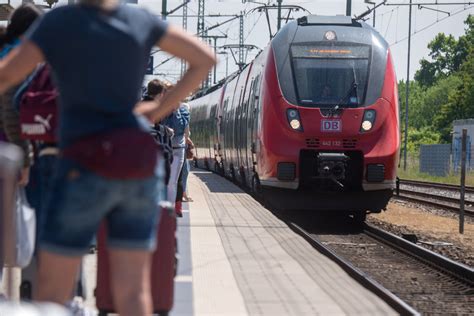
left=346, top=0, right=352, bottom=16
left=207, top=38, right=213, bottom=86
left=364, top=1, right=376, bottom=27
left=181, top=0, right=188, bottom=77
left=162, top=0, right=167, bottom=20
left=202, top=35, right=227, bottom=83
left=277, top=0, right=283, bottom=31
left=239, top=13, right=244, bottom=68
left=197, top=0, right=205, bottom=38
left=197, top=0, right=208, bottom=87
left=373, top=5, right=376, bottom=27
left=403, top=0, right=412, bottom=171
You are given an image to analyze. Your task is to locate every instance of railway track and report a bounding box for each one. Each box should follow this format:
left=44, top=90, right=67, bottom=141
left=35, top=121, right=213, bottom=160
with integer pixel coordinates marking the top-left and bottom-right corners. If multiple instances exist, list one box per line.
left=289, top=221, right=474, bottom=316
left=399, top=179, right=474, bottom=194
left=396, top=179, right=474, bottom=216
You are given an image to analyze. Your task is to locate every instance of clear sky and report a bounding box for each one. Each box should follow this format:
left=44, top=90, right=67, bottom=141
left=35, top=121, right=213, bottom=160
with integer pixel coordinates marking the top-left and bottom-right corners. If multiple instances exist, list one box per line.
left=8, top=0, right=474, bottom=83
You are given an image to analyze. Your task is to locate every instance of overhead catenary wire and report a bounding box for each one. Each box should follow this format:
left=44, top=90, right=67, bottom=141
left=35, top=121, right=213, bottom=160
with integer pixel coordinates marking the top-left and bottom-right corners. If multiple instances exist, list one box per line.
left=153, top=2, right=269, bottom=77
left=395, top=6, right=399, bottom=41
left=384, top=7, right=396, bottom=37
left=245, top=11, right=264, bottom=41
left=390, top=4, right=474, bottom=46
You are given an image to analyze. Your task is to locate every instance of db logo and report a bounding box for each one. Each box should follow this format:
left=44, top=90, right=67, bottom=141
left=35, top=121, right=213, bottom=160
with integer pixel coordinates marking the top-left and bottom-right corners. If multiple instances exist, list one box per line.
left=321, top=120, right=342, bottom=132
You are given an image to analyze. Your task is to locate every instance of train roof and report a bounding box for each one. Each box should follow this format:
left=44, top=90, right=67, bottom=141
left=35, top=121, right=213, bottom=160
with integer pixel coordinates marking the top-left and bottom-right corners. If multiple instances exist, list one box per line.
left=297, top=15, right=357, bottom=26
left=273, top=15, right=386, bottom=48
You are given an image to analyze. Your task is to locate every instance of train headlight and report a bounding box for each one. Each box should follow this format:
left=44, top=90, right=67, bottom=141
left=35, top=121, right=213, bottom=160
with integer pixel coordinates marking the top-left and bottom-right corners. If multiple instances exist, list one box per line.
left=360, top=110, right=376, bottom=132
left=361, top=120, right=373, bottom=131
left=324, top=31, right=337, bottom=41
left=286, top=108, right=303, bottom=131
left=290, top=119, right=301, bottom=130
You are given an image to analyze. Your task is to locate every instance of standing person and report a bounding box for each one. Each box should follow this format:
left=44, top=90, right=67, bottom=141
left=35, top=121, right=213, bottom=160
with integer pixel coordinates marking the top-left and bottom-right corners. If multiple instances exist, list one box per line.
left=182, top=103, right=194, bottom=202
left=144, top=79, right=174, bottom=188
left=0, top=3, right=43, bottom=187
left=163, top=99, right=189, bottom=208
left=0, top=1, right=215, bottom=316
left=0, top=3, right=42, bottom=297
left=143, top=79, right=165, bottom=102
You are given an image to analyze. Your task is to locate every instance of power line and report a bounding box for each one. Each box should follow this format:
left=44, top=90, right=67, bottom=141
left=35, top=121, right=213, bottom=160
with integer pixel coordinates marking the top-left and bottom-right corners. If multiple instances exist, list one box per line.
left=384, top=6, right=396, bottom=37
left=245, top=12, right=264, bottom=41
left=389, top=4, right=474, bottom=46
left=385, top=1, right=473, bottom=5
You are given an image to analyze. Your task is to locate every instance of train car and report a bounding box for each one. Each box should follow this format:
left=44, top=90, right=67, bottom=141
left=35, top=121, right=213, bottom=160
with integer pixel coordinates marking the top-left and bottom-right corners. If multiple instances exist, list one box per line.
left=189, top=15, right=400, bottom=219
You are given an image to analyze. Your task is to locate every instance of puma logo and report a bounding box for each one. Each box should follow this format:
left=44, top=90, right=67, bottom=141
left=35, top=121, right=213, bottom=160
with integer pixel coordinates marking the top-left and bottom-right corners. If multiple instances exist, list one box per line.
left=34, top=114, right=52, bottom=130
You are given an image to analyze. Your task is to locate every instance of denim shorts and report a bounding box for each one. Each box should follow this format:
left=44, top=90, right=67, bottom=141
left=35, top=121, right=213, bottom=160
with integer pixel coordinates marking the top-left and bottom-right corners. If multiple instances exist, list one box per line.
left=40, top=158, right=164, bottom=256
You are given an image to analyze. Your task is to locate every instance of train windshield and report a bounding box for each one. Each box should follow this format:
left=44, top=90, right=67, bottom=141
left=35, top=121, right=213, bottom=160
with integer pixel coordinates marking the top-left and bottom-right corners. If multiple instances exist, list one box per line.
left=291, top=44, right=370, bottom=107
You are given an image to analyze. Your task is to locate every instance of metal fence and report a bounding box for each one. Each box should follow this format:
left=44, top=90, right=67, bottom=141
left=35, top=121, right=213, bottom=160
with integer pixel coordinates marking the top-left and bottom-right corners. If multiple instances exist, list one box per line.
left=419, top=144, right=452, bottom=176
left=452, top=119, right=474, bottom=172
left=402, top=141, right=473, bottom=178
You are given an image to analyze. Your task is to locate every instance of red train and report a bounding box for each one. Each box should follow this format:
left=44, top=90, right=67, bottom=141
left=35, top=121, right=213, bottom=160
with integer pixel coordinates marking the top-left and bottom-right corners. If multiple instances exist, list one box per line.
left=189, top=16, right=399, bottom=219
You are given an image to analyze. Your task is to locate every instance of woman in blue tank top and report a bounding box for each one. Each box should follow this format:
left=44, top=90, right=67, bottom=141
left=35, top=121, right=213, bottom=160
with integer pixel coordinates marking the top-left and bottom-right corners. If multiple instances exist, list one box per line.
left=0, top=0, right=216, bottom=314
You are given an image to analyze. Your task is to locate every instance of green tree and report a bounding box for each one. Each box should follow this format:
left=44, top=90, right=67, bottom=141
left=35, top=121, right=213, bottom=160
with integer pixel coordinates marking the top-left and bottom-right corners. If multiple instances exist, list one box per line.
left=414, top=15, right=473, bottom=87
left=415, top=75, right=461, bottom=129
left=434, top=50, right=474, bottom=142
left=406, top=127, right=441, bottom=154
left=415, top=34, right=459, bottom=86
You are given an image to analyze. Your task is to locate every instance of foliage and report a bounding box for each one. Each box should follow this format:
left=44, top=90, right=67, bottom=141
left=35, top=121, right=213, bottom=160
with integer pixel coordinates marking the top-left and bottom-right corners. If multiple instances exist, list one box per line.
left=401, top=15, right=474, bottom=147
left=414, top=15, right=473, bottom=88
left=405, top=127, right=441, bottom=154
left=431, top=49, right=474, bottom=142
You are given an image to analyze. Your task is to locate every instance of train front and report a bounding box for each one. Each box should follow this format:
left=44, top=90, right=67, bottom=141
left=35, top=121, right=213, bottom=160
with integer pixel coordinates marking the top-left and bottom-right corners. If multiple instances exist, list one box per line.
left=258, top=16, right=399, bottom=213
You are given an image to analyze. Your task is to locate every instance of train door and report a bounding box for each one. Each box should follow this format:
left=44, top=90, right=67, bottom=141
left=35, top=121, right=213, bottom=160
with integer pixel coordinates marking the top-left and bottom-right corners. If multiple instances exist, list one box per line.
left=236, top=66, right=253, bottom=185
left=223, top=98, right=231, bottom=177
left=240, top=78, right=253, bottom=186
left=209, top=104, right=217, bottom=161
left=215, top=88, right=226, bottom=168
left=220, top=98, right=228, bottom=163
left=234, top=87, right=244, bottom=175
left=249, top=75, right=261, bottom=176
left=227, top=76, right=241, bottom=177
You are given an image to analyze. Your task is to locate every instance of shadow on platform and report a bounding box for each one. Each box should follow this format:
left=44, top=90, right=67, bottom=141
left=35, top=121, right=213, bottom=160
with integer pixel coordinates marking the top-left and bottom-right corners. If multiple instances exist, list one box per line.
left=191, top=169, right=361, bottom=235
left=191, top=170, right=242, bottom=194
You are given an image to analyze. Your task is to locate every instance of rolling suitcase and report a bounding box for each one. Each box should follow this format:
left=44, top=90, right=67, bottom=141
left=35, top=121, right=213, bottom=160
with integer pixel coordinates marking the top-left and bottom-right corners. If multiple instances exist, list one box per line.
left=95, top=207, right=176, bottom=316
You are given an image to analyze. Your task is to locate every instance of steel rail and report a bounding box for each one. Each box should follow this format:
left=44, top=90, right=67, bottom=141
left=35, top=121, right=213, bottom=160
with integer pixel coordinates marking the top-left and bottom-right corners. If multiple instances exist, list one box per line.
left=399, top=178, right=474, bottom=194
left=288, top=222, right=420, bottom=316
left=363, top=223, right=474, bottom=285
left=398, top=188, right=474, bottom=205
left=395, top=190, right=474, bottom=217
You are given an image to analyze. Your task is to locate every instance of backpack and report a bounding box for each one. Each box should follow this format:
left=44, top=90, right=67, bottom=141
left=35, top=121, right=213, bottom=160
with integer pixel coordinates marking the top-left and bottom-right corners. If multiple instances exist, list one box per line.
left=19, top=64, right=58, bottom=142
left=150, top=123, right=174, bottom=185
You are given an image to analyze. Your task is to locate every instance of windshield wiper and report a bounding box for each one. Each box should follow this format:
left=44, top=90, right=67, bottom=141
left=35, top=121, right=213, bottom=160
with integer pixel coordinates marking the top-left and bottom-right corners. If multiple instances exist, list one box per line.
left=328, top=82, right=358, bottom=116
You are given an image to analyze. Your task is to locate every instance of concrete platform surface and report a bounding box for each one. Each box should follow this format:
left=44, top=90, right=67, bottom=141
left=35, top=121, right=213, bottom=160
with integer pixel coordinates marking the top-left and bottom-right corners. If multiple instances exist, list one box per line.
left=170, top=170, right=397, bottom=316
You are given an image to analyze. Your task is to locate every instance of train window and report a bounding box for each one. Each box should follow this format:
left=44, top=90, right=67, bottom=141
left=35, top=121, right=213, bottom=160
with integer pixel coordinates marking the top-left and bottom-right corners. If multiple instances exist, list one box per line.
left=290, top=44, right=370, bottom=108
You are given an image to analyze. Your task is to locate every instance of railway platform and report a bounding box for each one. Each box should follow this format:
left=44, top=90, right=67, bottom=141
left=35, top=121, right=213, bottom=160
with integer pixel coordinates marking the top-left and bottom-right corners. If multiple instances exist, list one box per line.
left=168, top=170, right=397, bottom=315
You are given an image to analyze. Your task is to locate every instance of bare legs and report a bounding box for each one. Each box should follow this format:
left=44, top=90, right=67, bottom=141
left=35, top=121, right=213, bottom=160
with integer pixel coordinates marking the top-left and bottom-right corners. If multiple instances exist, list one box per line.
left=35, top=251, right=82, bottom=304
left=109, top=249, right=153, bottom=316
left=35, top=249, right=153, bottom=316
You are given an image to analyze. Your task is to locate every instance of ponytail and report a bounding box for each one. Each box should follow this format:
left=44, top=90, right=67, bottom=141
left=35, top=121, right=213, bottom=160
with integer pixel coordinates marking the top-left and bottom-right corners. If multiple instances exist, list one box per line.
left=2, top=3, right=42, bottom=47
left=0, top=26, right=7, bottom=48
